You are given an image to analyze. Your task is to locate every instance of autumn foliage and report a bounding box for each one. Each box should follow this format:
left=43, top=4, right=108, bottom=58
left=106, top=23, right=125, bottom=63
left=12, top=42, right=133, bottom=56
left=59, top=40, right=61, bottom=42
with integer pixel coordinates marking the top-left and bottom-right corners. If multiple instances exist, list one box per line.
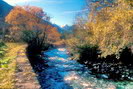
left=5, top=5, right=61, bottom=43
left=66, top=0, right=133, bottom=59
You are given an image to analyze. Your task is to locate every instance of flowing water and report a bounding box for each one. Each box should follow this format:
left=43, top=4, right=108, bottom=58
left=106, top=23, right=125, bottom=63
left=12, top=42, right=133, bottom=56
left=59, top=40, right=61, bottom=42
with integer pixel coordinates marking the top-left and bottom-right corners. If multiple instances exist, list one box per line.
left=38, top=48, right=133, bottom=89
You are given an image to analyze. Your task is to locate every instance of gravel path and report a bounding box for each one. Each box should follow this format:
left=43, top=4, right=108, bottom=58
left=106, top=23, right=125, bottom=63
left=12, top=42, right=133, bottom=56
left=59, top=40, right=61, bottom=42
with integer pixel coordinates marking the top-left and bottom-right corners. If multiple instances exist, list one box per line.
left=15, top=49, right=40, bottom=89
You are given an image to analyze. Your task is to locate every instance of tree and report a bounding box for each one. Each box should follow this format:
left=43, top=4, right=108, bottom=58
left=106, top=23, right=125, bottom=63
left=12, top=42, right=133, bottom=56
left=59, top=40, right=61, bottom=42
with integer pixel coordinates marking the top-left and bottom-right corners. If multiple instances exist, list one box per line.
left=86, top=0, right=133, bottom=57
left=46, top=27, right=61, bottom=43
left=66, top=0, right=133, bottom=59
left=5, top=6, right=49, bottom=41
left=23, top=5, right=50, bottom=20
left=6, top=5, right=61, bottom=43
left=0, top=18, right=7, bottom=40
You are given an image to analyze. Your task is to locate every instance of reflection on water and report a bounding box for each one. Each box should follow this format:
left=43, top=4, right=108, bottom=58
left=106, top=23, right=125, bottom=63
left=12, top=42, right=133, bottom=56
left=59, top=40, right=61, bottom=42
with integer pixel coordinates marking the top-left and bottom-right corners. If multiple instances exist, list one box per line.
left=38, top=48, right=133, bottom=89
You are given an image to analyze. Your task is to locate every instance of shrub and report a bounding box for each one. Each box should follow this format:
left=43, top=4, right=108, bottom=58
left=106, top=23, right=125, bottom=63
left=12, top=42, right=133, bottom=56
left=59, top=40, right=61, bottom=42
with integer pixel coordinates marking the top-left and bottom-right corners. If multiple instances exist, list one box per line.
left=0, top=41, right=7, bottom=58
left=119, top=47, right=133, bottom=65
left=22, top=30, right=49, bottom=54
left=77, top=44, right=100, bottom=64
left=22, top=30, right=49, bottom=72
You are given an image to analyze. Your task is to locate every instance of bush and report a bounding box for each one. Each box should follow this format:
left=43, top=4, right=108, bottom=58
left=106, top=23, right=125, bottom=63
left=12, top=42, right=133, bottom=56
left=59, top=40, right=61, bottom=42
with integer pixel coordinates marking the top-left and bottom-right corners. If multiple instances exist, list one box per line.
left=22, top=30, right=49, bottom=54
left=0, top=41, right=7, bottom=58
left=21, top=30, right=35, bottom=43
left=119, top=47, right=133, bottom=65
left=77, top=44, right=100, bottom=64
left=22, top=30, right=49, bottom=72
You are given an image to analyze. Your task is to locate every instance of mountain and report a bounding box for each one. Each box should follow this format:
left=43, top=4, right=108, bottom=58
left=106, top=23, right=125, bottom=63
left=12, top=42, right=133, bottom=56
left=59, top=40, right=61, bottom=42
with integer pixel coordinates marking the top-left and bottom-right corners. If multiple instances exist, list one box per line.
left=0, top=0, right=12, bottom=38
left=52, top=24, right=63, bottom=33
left=61, top=25, right=74, bottom=33
left=62, top=25, right=72, bottom=30
left=52, top=24, right=74, bottom=34
left=0, top=0, right=13, bottom=18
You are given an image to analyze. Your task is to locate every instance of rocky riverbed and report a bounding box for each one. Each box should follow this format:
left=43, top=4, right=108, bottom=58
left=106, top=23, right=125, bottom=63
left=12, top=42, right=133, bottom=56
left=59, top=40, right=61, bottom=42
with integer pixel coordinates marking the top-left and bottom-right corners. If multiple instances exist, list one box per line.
left=35, top=48, right=133, bottom=89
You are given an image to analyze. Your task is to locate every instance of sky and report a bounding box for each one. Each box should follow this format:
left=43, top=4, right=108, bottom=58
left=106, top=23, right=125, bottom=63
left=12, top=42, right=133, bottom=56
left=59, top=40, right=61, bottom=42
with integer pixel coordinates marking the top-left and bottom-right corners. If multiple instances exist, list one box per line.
left=3, top=0, right=86, bottom=26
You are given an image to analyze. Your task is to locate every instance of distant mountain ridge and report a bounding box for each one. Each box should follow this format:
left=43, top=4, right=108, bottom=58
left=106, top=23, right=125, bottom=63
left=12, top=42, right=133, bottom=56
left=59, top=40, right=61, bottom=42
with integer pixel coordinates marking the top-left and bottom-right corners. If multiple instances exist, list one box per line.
left=62, top=25, right=73, bottom=30
left=0, top=0, right=13, bottom=18
left=52, top=24, right=74, bottom=33
left=61, top=25, right=74, bottom=33
left=52, top=24, right=63, bottom=33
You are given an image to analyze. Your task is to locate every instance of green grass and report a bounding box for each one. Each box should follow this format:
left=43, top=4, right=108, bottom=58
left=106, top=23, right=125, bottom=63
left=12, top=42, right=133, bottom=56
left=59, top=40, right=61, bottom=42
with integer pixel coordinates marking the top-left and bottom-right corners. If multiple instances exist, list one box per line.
left=0, top=43, right=26, bottom=88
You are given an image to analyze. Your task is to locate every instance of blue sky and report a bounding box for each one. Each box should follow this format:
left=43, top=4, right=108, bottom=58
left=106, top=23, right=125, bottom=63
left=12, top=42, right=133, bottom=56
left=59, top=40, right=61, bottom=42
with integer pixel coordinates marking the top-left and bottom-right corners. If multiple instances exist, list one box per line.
left=3, top=0, right=86, bottom=26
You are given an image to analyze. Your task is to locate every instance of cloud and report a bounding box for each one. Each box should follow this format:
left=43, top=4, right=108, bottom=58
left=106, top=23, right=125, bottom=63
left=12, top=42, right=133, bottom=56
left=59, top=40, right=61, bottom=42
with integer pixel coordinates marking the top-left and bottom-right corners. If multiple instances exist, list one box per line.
left=62, top=9, right=88, bottom=14
left=3, top=0, right=40, bottom=5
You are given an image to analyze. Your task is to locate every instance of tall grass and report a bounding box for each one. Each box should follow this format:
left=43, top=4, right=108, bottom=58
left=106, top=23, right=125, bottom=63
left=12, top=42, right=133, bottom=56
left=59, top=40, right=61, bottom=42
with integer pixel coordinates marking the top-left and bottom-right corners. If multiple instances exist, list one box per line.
left=0, top=43, right=25, bottom=88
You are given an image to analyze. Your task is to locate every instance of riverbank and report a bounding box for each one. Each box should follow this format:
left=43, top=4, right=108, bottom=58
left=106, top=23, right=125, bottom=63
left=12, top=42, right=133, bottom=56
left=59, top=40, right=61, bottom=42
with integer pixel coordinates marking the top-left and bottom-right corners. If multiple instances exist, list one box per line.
left=0, top=43, right=40, bottom=89
left=76, top=49, right=133, bottom=81
left=81, top=60, right=133, bottom=81
left=15, top=47, right=40, bottom=89
left=66, top=46, right=133, bottom=81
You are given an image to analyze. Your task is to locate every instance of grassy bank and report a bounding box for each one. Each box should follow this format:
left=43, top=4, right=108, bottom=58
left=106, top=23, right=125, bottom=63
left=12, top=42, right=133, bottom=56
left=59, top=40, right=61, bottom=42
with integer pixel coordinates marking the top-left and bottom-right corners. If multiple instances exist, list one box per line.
left=0, top=43, right=25, bottom=88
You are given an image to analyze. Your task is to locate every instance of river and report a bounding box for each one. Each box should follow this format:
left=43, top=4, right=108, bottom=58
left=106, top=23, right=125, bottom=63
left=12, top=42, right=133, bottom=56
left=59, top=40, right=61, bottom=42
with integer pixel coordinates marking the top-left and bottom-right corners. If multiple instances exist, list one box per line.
left=37, top=48, right=133, bottom=89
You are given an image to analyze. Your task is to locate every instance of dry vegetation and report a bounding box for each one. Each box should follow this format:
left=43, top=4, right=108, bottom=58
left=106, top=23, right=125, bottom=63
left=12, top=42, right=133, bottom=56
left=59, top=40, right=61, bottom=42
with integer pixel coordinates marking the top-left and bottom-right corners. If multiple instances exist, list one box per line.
left=0, top=43, right=25, bottom=88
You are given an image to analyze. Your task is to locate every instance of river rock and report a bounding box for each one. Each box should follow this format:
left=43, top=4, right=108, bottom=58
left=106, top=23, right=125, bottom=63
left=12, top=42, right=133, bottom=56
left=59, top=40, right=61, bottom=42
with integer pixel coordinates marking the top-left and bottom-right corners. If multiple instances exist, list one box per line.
left=97, top=74, right=109, bottom=79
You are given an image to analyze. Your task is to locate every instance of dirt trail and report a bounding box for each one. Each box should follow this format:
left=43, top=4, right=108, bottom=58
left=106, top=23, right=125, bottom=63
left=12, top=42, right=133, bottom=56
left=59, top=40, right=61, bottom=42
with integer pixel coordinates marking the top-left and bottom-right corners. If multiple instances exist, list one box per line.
left=15, top=48, right=40, bottom=89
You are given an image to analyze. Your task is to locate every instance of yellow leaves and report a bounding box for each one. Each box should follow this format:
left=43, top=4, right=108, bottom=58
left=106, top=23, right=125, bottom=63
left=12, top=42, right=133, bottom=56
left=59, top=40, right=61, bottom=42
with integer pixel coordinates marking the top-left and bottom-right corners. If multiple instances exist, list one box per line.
left=23, top=5, right=46, bottom=19
left=83, top=0, right=133, bottom=57
left=46, top=27, right=61, bottom=43
left=5, top=6, right=47, bottom=42
left=65, top=0, right=133, bottom=59
left=66, top=38, right=79, bottom=48
left=6, top=7, right=28, bottom=25
left=5, top=6, right=43, bottom=31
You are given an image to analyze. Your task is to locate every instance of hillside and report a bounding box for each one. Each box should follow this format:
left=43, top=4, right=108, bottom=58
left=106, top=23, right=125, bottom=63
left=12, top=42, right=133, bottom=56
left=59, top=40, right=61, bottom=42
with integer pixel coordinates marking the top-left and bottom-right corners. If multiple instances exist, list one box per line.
left=0, top=0, right=13, bottom=18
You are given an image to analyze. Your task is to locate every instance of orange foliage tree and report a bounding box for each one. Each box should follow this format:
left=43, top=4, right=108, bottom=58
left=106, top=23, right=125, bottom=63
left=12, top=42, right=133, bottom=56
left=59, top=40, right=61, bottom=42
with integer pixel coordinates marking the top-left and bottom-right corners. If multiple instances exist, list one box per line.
left=5, top=6, right=45, bottom=41
left=5, top=5, right=60, bottom=43
left=46, top=27, right=61, bottom=43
